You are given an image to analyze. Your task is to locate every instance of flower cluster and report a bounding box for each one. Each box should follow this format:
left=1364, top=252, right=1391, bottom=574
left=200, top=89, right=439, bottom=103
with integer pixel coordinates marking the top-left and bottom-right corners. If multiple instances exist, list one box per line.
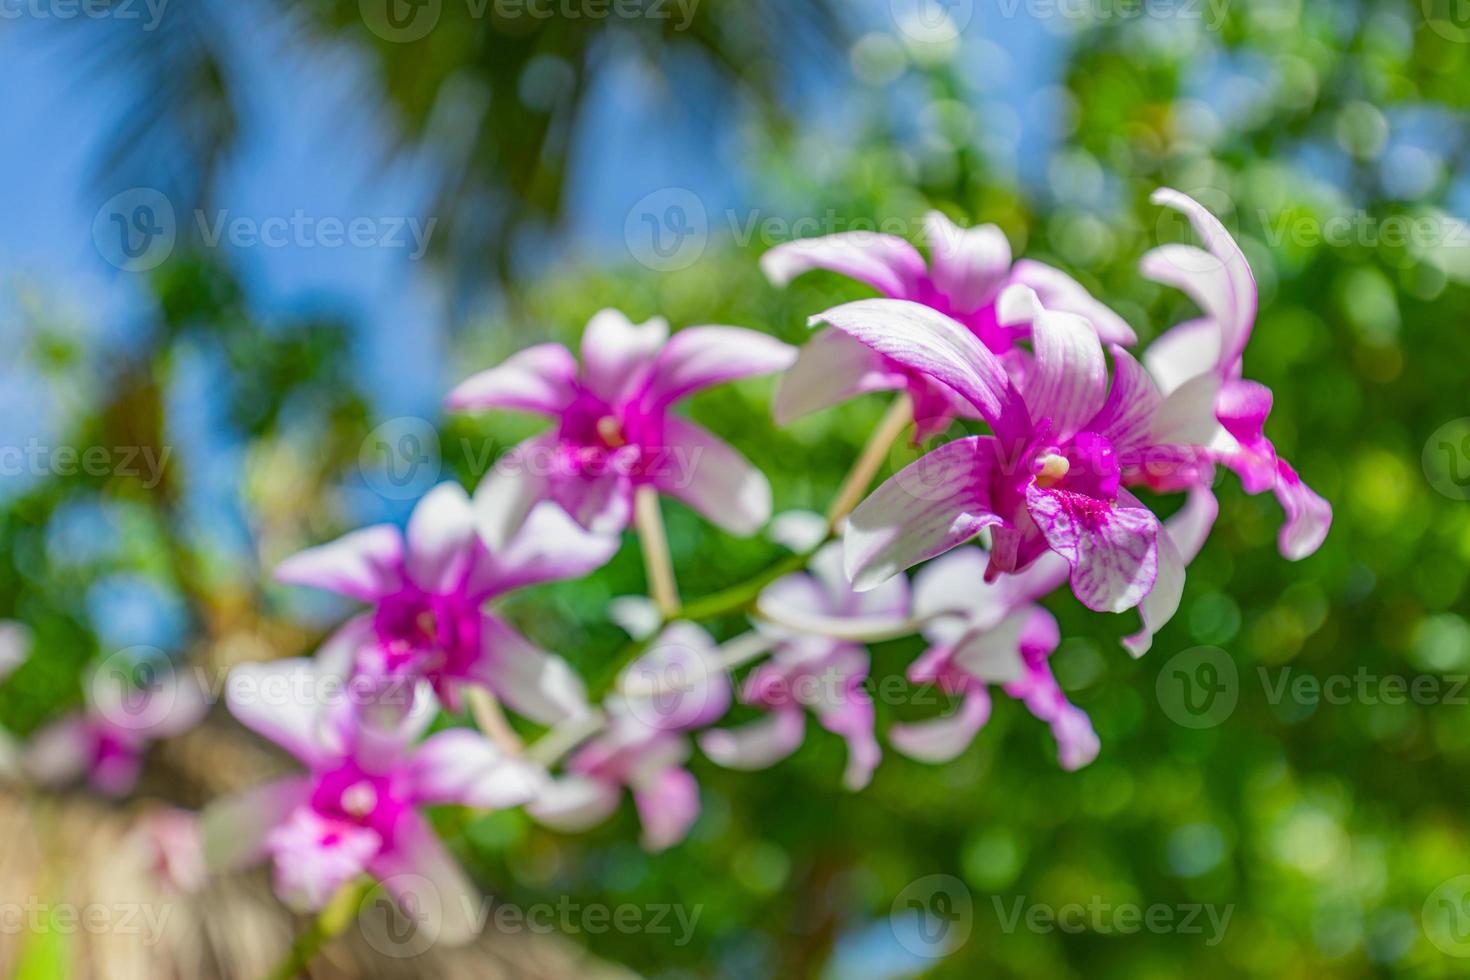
left=11, top=190, right=1324, bottom=942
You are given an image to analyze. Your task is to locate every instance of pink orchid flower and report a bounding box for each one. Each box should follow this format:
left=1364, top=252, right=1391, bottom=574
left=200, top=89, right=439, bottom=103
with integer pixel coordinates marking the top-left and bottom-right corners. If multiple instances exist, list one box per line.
left=1139, top=189, right=1332, bottom=560
left=529, top=623, right=731, bottom=851
left=698, top=543, right=910, bottom=790
left=888, top=549, right=1095, bottom=769
left=276, top=482, right=615, bottom=722
left=818, top=289, right=1195, bottom=621
left=446, top=309, right=797, bottom=541
left=204, top=658, right=544, bottom=940
left=763, top=211, right=1136, bottom=439
left=25, top=658, right=208, bottom=797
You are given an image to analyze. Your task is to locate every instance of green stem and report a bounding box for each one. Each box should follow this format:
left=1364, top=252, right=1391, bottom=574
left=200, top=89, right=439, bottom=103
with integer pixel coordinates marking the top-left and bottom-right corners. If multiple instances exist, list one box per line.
left=265, top=878, right=373, bottom=980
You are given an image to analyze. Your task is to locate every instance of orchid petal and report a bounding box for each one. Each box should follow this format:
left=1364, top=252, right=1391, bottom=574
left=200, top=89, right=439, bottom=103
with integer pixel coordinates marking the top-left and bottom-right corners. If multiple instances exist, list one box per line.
left=699, top=708, right=807, bottom=771
left=405, top=482, right=481, bottom=595
left=275, top=524, right=403, bottom=603
left=772, top=328, right=906, bottom=425
left=653, top=416, right=772, bottom=536
left=201, top=776, right=314, bottom=872
left=372, top=812, right=483, bottom=947
left=631, top=765, right=700, bottom=851
left=889, top=690, right=992, bottom=764
left=526, top=775, right=621, bottom=831
left=1001, top=285, right=1108, bottom=442
left=1142, top=318, right=1219, bottom=396
left=646, top=326, right=797, bottom=407
left=1026, top=486, right=1160, bottom=613
left=844, top=435, right=1004, bottom=592
left=1123, top=487, right=1218, bottom=657
left=1147, top=188, right=1258, bottom=369
left=409, top=728, right=547, bottom=808
left=225, top=659, right=338, bottom=768
left=1088, top=345, right=1163, bottom=460
left=951, top=608, right=1031, bottom=684
left=1007, top=259, right=1138, bottom=346
left=549, top=462, right=634, bottom=536
left=760, top=231, right=927, bottom=298
left=1275, top=460, right=1332, bottom=560
left=471, top=616, right=589, bottom=725
left=924, top=212, right=1011, bottom=315
left=474, top=432, right=556, bottom=549
left=468, top=501, right=620, bottom=599
left=443, top=342, right=579, bottom=416
left=811, top=299, right=1029, bottom=440
left=579, top=309, right=669, bottom=405
left=22, top=715, right=92, bottom=786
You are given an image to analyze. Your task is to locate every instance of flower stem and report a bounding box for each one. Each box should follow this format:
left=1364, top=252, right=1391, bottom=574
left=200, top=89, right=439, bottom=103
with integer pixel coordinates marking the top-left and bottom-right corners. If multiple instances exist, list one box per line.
left=266, top=877, right=373, bottom=980
left=466, top=685, right=524, bottom=756
left=825, top=392, right=913, bottom=533
left=634, top=484, right=680, bottom=618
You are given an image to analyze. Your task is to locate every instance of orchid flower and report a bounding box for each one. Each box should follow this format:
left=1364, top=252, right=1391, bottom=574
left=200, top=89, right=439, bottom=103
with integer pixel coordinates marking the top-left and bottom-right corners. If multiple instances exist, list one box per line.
left=888, top=548, right=1095, bottom=769
left=1139, top=189, right=1332, bottom=560
left=819, top=288, right=1196, bottom=625
left=446, top=309, right=797, bottom=542
left=763, top=211, right=1136, bottom=439
left=698, top=543, right=910, bottom=790
left=276, top=482, right=615, bottom=722
left=24, top=658, right=208, bottom=797
left=204, top=658, right=544, bottom=940
left=529, top=623, right=731, bottom=851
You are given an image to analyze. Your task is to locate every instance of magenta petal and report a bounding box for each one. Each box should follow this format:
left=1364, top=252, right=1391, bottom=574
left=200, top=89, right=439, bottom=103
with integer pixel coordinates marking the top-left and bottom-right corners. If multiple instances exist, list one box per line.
left=474, top=432, right=556, bottom=549
left=844, top=436, right=1005, bottom=592
left=811, top=298, right=1030, bottom=442
left=1275, top=459, right=1332, bottom=560
left=275, top=524, right=404, bottom=603
left=889, top=690, right=992, bottom=764
left=631, top=765, right=701, bottom=851
left=1026, top=485, right=1160, bottom=613
left=923, top=212, right=1012, bottom=315
left=549, top=462, right=634, bottom=536
left=645, top=325, right=797, bottom=407
left=201, top=776, right=314, bottom=872
left=404, top=482, right=482, bottom=595
left=760, top=230, right=927, bottom=298
left=579, top=309, right=669, bottom=404
left=444, top=342, right=579, bottom=416
left=1006, top=259, right=1137, bottom=346
left=1122, top=487, right=1218, bottom=657
left=1000, top=286, right=1109, bottom=442
left=652, top=416, right=773, bottom=536
left=773, top=328, right=907, bottom=425
left=1087, top=345, right=1163, bottom=460
left=809, top=667, right=881, bottom=791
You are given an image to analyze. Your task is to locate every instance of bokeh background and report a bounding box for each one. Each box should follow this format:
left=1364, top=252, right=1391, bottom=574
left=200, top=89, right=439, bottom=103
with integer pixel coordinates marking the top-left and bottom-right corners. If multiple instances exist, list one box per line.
left=3, top=0, right=1470, bottom=976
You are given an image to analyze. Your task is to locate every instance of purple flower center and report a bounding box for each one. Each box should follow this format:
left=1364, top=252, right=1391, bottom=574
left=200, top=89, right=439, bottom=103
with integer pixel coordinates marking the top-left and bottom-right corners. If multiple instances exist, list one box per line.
left=311, top=761, right=408, bottom=848
left=557, top=389, right=665, bottom=481
left=371, top=587, right=481, bottom=687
